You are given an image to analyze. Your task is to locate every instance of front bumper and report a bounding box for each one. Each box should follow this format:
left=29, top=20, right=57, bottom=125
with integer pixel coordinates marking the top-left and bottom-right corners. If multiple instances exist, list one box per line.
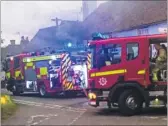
left=88, top=90, right=109, bottom=107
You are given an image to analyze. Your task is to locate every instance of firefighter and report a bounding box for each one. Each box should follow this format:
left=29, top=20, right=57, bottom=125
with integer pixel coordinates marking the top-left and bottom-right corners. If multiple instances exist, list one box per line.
left=152, top=43, right=167, bottom=81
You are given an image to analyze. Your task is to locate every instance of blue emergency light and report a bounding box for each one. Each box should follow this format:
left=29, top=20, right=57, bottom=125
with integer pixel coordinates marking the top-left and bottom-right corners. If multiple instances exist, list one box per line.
left=67, top=42, right=72, bottom=47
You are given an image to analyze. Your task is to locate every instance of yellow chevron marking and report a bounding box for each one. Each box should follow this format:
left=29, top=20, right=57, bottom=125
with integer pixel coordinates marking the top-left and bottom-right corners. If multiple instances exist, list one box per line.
left=63, top=54, right=68, bottom=61
left=68, top=83, right=73, bottom=90
left=62, top=74, right=66, bottom=80
left=62, top=68, right=66, bottom=75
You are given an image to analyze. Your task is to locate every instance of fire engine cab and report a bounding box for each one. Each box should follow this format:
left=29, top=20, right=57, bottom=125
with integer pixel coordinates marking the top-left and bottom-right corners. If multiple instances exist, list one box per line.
left=87, top=29, right=167, bottom=116
left=4, top=51, right=90, bottom=97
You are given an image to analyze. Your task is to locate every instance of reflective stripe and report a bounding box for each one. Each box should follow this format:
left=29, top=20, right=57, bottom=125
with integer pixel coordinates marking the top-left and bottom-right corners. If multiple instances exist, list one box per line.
left=91, top=69, right=127, bottom=77
left=23, top=55, right=62, bottom=62
left=87, top=53, right=91, bottom=70
left=64, top=82, right=73, bottom=90
left=63, top=80, right=66, bottom=85
left=68, top=61, right=71, bottom=67
left=15, top=71, right=21, bottom=78
left=6, top=72, right=10, bottom=79
left=62, top=54, right=71, bottom=88
left=15, top=70, right=24, bottom=79
left=25, top=62, right=35, bottom=70
left=62, top=74, right=66, bottom=80
left=68, top=83, right=73, bottom=89
left=137, top=69, right=146, bottom=75
left=40, top=67, right=48, bottom=76
left=62, top=54, right=69, bottom=62
left=26, top=62, right=33, bottom=67
left=62, top=57, right=70, bottom=68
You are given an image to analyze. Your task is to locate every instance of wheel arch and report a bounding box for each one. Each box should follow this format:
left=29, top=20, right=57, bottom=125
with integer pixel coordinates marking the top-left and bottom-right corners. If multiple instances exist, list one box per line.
left=108, top=81, right=149, bottom=105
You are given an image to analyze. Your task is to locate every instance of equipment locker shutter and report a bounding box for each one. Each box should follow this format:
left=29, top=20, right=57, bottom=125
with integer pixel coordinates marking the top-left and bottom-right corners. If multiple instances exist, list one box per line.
left=24, top=62, right=37, bottom=81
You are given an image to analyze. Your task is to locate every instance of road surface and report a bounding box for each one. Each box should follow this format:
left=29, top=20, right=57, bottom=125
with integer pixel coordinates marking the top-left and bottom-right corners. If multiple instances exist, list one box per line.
left=1, top=89, right=167, bottom=125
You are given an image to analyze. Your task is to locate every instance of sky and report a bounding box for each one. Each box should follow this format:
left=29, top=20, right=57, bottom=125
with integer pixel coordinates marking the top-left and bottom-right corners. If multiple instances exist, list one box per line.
left=1, top=1, right=106, bottom=47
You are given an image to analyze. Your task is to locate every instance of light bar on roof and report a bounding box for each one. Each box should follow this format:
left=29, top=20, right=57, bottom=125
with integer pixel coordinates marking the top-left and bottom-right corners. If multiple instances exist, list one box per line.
left=92, top=33, right=110, bottom=40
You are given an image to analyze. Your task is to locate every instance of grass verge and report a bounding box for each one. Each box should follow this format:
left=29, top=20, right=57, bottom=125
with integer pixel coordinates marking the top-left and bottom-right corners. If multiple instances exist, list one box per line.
left=1, top=94, right=18, bottom=121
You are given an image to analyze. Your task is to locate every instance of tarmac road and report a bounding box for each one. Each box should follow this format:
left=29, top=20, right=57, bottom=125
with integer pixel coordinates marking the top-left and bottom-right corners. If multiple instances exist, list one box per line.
left=1, top=89, right=167, bottom=125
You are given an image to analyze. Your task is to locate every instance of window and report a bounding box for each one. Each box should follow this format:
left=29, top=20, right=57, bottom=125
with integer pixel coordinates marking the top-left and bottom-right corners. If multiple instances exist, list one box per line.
left=127, top=43, right=139, bottom=60
left=35, top=60, right=49, bottom=68
left=97, top=43, right=122, bottom=66
left=14, top=57, right=20, bottom=69
left=105, top=44, right=122, bottom=64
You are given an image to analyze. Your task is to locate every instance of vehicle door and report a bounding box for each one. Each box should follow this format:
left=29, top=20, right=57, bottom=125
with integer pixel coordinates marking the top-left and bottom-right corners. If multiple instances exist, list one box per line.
left=93, top=40, right=125, bottom=89
left=124, top=37, right=149, bottom=86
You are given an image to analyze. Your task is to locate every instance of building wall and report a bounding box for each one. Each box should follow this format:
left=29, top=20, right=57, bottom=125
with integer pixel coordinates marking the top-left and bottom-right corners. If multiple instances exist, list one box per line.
left=100, top=21, right=167, bottom=59
left=109, top=21, right=167, bottom=37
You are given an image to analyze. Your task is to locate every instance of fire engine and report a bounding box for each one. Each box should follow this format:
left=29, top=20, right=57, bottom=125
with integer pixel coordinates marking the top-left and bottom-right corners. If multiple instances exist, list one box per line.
left=4, top=51, right=91, bottom=97
left=87, top=29, right=167, bottom=116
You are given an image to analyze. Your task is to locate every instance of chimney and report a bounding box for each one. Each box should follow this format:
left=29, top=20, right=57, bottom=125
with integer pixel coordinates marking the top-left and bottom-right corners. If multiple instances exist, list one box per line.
left=10, top=40, right=16, bottom=45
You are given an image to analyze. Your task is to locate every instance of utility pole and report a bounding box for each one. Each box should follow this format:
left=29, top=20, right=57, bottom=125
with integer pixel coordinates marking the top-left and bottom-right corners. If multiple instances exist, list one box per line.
left=51, top=17, right=62, bottom=27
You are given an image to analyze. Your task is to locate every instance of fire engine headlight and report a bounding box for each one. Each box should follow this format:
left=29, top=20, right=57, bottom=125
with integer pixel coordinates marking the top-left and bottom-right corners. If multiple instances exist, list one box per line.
left=27, top=58, right=31, bottom=62
left=10, top=57, right=13, bottom=61
left=51, top=55, right=56, bottom=60
left=88, top=93, right=96, bottom=100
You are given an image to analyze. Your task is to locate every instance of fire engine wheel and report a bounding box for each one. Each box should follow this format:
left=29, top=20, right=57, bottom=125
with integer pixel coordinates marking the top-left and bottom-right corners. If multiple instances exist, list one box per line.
left=12, top=85, right=22, bottom=96
left=12, top=91, right=21, bottom=96
left=39, top=85, right=48, bottom=97
left=118, top=90, right=143, bottom=116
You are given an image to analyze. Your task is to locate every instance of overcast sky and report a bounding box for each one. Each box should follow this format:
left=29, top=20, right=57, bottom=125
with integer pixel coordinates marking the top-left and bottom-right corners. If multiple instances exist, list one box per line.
left=1, top=1, right=106, bottom=47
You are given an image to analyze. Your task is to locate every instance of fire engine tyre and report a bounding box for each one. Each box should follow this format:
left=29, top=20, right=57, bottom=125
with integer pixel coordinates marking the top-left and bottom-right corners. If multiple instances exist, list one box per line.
left=12, top=91, right=21, bottom=96
left=12, top=85, right=22, bottom=96
left=118, top=90, right=143, bottom=116
left=39, top=85, right=48, bottom=97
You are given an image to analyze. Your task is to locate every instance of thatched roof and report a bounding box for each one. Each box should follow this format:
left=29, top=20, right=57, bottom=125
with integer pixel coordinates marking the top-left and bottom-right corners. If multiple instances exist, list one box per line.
left=25, top=26, right=60, bottom=52
left=26, top=20, right=85, bottom=52
left=83, top=1, right=167, bottom=38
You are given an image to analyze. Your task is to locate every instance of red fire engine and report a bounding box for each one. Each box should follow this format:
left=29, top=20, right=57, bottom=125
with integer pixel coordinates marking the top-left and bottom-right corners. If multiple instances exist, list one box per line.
left=5, top=51, right=90, bottom=97
left=87, top=29, right=167, bottom=116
